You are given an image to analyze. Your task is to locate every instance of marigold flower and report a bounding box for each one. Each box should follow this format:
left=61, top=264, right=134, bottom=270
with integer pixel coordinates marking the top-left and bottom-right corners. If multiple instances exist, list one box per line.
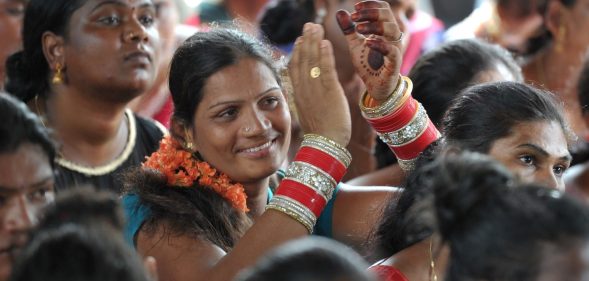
left=143, top=135, right=249, bottom=212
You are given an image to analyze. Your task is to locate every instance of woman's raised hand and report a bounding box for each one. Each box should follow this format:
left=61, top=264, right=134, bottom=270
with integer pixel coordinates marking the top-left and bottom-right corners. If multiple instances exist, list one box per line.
left=288, top=23, right=352, bottom=148
left=335, top=0, right=404, bottom=102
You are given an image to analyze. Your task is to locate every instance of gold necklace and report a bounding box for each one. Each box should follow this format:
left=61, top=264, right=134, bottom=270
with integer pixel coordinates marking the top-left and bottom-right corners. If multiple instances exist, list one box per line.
left=429, top=237, right=438, bottom=281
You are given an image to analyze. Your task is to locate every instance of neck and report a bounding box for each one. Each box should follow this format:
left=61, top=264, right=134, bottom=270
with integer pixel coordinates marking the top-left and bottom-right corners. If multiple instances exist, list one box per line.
left=40, top=86, right=129, bottom=166
left=526, top=47, right=583, bottom=95
left=243, top=178, right=270, bottom=218
left=384, top=236, right=449, bottom=281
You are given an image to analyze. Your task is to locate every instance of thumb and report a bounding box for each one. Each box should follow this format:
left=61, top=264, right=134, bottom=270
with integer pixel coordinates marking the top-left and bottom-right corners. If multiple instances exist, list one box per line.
left=335, top=10, right=363, bottom=48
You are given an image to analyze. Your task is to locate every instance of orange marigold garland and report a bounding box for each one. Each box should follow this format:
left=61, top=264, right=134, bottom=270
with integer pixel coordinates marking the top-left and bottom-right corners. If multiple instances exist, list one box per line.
left=143, top=135, right=249, bottom=212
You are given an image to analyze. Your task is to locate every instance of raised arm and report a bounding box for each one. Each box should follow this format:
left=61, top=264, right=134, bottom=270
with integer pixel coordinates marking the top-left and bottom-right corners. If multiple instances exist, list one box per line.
left=337, top=0, right=440, bottom=172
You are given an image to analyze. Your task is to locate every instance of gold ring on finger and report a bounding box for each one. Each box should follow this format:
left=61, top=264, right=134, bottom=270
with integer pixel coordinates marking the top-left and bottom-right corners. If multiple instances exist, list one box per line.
left=310, top=67, right=321, bottom=78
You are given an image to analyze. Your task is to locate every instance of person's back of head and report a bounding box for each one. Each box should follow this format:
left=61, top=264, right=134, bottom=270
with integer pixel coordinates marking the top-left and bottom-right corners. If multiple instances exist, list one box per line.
left=410, top=39, right=522, bottom=128
left=235, top=236, right=377, bottom=281
left=423, top=152, right=589, bottom=281
left=10, top=224, right=151, bottom=281
left=36, top=187, right=125, bottom=233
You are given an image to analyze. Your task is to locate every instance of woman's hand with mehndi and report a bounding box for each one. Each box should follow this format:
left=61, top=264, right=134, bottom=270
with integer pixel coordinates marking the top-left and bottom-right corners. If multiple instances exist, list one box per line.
left=336, top=0, right=404, bottom=103
left=288, top=23, right=352, bottom=148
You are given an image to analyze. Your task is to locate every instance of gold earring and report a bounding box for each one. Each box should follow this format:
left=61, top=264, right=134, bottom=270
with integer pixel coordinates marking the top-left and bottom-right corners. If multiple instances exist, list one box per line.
left=185, top=141, right=193, bottom=150
left=52, top=63, right=63, bottom=84
left=555, top=23, right=566, bottom=53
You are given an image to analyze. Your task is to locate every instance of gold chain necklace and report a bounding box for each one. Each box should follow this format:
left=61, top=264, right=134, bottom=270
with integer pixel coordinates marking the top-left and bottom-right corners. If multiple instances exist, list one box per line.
left=429, top=237, right=438, bottom=281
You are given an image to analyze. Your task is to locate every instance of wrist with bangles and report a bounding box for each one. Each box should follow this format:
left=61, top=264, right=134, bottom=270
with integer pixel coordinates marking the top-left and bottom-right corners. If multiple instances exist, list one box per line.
left=360, top=76, right=441, bottom=172
left=266, top=134, right=351, bottom=233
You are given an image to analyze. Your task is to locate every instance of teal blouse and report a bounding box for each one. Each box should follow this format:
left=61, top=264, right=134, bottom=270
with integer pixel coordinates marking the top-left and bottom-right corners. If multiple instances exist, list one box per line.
left=123, top=184, right=339, bottom=247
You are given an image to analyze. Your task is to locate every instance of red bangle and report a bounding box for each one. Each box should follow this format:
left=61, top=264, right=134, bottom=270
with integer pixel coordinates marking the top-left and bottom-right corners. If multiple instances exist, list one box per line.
left=276, top=180, right=327, bottom=217
left=390, top=120, right=440, bottom=160
left=368, top=97, right=419, bottom=132
left=295, top=146, right=347, bottom=182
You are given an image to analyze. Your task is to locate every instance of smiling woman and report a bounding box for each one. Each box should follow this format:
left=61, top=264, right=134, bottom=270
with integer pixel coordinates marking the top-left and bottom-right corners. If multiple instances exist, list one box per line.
left=5, top=0, right=165, bottom=191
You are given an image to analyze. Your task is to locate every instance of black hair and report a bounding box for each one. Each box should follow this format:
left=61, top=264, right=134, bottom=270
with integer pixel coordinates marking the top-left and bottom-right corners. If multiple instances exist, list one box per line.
left=10, top=225, right=151, bottom=281
left=169, top=28, right=280, bottom=127
left=37, top=187, right=125, bottom=233
left=259, top=0, right=314, bottom=47
left=5, top=0, right=85, bottom=102
left=375, top=39, right=522, bottom=168
left=235, top=237, right=377, bottom=281
left=443, top=81, right=572, bottom=153
left=578, top=56, right=589, bottom=115
left=428, top=153, right=589, bottom=281
left=0, top=93, right=55, bottom=167
left=123, top=169, right=252, bottom=252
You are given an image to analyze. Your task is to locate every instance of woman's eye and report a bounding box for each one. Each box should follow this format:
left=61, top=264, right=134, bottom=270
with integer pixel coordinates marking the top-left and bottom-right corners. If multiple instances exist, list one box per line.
left=519, top=155, right=535, bottom=165
left=553, top=165, right=567, bottom=176
left=99, top=15, right=121, bottom=25
left=30, top=187, right=53, bottom=203
left=139, top=14, right=155, bottom=26
left=5, top=5, right=25, bottom=17
left=218, top=108, right=238, bottom=119
left=262, top=97, right=279, bottom=108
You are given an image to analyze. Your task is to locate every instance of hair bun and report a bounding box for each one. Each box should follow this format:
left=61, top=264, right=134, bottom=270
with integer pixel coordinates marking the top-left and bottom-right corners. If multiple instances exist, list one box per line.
left=419, top=152, right=514, bottom=240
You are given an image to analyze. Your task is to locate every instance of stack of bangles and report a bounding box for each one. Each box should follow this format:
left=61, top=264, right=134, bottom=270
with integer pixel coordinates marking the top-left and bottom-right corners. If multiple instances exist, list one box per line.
left=266, top=134, right=352, bottom=233
left=360, top=75, right=441, bottom=172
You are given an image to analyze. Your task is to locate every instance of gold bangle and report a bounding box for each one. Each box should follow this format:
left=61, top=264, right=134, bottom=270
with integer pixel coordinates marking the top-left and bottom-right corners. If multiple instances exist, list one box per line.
left=398, top=157, right=418, bottom=173
left=302, top=134, right=352, bottom=167
left=266, top=196, right=316, bottom=233
left=359, top=75, right=405, bottom=119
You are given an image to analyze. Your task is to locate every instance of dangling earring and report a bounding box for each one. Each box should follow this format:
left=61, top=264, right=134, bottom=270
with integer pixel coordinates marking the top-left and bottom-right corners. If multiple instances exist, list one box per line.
left=183, top=127, right=194, bottom=151
left=555, top=23, right=566, bottom=53
left=52, top=63, right=63, bottom=84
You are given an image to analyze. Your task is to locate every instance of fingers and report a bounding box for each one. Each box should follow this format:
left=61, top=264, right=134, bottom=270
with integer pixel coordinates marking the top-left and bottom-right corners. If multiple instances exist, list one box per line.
left=351, top=0, right=402, bottom=45
left=303, top=23, right=324, bottom=70
left=350, top=8, right=393, bottom=22
left=288, top=37, right=302, bottom=89
left=318, top=40, right=338, bottom=85
left=354, top=0, right=390, bottom=10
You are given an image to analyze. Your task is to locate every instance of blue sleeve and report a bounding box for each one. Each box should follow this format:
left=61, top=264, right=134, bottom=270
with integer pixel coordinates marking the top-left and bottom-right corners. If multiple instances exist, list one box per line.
left=122, top=194, right=151, bottom=248
left=313, top=183, right=340, bottom=238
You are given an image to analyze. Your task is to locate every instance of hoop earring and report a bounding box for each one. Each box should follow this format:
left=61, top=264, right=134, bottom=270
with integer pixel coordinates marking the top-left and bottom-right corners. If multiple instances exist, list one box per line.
left=52, top=63, right=63, bottom=84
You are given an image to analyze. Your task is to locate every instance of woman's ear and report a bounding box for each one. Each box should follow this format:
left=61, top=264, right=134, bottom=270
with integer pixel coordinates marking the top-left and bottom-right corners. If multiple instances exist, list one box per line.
left=170, top=118, right=195, bottom=150
left=41, top=31, right=66, bottom=75
left=544, top=0, right=565, bottom=37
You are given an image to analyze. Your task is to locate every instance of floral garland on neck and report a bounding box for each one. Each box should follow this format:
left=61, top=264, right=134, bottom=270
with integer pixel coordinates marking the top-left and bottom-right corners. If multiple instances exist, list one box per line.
left=143, top=135, right=249, bottom=212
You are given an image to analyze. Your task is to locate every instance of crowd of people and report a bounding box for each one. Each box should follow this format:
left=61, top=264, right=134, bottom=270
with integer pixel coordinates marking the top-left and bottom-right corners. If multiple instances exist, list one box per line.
left=1, top=0, right=589, bottom=280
